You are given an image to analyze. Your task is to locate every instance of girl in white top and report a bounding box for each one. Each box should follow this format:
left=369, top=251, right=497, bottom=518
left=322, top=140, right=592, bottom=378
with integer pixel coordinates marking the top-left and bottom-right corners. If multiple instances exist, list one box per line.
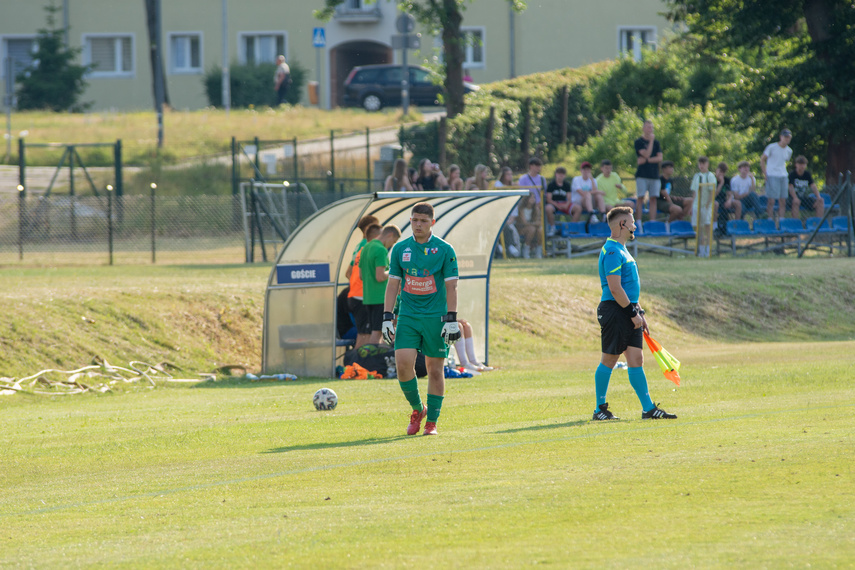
left=446, top=164, right=464, bottom=190
left=383, top=158, right=414, bottom=192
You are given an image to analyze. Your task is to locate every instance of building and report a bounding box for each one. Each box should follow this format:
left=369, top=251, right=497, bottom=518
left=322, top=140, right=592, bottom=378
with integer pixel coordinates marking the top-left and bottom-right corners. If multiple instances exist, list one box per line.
left=1, top=0, right=671, bottom=112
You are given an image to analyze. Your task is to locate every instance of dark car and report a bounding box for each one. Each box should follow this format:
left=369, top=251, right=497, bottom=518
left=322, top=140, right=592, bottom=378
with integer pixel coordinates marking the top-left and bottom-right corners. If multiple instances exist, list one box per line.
left=342, top=64, right=478, bottom=111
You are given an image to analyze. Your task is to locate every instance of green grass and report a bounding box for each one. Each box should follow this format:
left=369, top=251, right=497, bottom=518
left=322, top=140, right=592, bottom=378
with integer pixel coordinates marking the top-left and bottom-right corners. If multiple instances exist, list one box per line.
left=4, top=107, right=416, bottom=166
left=1, top=257, right=854, bottom=566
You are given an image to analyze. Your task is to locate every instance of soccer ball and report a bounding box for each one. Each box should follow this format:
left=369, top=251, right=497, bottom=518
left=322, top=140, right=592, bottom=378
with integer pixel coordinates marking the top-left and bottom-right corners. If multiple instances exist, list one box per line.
left=313, top=388, right=338, bottom=411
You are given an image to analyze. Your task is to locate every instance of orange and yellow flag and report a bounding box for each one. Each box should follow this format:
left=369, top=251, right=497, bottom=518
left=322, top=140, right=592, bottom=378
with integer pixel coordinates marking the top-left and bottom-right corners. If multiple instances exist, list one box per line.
left=643, top=331, right=681, bottom=386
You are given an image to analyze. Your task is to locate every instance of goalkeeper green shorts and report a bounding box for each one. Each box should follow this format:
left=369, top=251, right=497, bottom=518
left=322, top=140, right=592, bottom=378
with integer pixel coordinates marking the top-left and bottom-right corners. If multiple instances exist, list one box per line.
left=394, top=314, right=449, bottom=359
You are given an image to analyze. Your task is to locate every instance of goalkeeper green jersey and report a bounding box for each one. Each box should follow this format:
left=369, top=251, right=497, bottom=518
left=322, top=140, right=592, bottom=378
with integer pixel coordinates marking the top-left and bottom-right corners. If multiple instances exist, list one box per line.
left=389, top=234, right=458, bottom=318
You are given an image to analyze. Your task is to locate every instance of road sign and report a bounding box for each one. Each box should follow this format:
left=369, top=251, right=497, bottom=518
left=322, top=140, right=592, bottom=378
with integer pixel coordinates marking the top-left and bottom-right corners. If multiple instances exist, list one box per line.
left=395, top=13, right=416, bottom=34
left=391, top=33, right=421, bottom=50
left=312, top=27, right=326, bottom=48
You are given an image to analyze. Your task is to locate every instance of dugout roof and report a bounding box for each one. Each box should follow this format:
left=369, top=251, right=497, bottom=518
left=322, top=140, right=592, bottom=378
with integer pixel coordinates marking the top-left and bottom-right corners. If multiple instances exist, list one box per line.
left=262, top=190, right=527, bottom=377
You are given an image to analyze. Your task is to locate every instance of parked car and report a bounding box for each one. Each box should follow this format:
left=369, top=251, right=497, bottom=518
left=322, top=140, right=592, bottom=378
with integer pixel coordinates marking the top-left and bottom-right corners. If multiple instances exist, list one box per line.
left=342, top=64, right=479, bottom=111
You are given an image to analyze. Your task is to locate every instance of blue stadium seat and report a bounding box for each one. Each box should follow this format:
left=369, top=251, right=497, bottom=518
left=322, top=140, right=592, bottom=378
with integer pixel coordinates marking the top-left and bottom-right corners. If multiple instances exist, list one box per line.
left=589, top=222, right=611, bottom=237
left=806, top=217, right=834, bottom=233
left=779, top=218, right=805, bottom=234
left=758, top=195, right=768, bottom=211
left=831, top=216, right=850, bottom=231
left=669, top=220, right=695, bottom=237
left=820, top=193, right=832, bottom=209
left=640, top=221, right=668, bottom=237
left=753, top=219, right=780, bottom=235
left=562, top=221, right=591, bottom=237
left=726, top=219, right=753, bottom=236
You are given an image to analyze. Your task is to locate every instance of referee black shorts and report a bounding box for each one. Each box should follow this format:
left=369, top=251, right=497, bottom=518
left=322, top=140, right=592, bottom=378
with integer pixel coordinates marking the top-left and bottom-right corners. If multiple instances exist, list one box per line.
left=598, top=300, right=642, bottom=355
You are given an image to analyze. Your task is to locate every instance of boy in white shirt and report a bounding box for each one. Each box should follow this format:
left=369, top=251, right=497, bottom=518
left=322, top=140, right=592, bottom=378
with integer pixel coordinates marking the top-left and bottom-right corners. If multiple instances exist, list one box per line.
left=760, top=129, right=793, bottom=222
left=730, top=161, right=761, bottom=219
left=690, top=156, right=717, bottom=228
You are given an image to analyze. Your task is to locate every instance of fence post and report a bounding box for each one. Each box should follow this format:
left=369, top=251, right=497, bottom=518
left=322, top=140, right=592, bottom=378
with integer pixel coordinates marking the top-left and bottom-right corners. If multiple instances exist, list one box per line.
left=231, top=136, right=238, bottom=195
left=485, top=106, right=495, bottom=165
left=438, top=117, right=447, bottom=169
left=560, top=85, right=569, bottom=145
left=69, top=144, right=77, bottom=240
left=330, top=129, right=336, bottom=184
left=521, top=97, right=532, bottom=166
left=17, top=184, right=24, bottom=260
left=292, top=136, right=299, bottom=187
left=150, top=182, right=157, bottom=264
left=107, top=185, right=114, bottom=266
left=366, top=127, right=371, bottom=193
left=18, top=138, right=25, bottom=196
left=114, top=139, right=123, bottom=197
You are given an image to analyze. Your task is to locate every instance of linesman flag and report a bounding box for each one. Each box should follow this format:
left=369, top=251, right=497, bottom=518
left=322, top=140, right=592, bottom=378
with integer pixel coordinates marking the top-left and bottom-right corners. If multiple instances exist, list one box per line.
left=643, top=331, right=681, bottom=386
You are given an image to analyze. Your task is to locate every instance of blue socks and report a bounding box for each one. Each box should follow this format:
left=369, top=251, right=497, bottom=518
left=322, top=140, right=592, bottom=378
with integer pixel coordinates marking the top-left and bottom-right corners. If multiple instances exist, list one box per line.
left=594, top=363, right=612, bottom=412
left=628, top=366, right=654, bottom=412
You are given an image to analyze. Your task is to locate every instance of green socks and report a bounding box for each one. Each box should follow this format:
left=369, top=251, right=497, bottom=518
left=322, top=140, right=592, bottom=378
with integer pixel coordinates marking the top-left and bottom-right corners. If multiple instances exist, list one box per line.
left=399, top=378, right=423, bottom=411
left=426, top=393, right=444, bottom=422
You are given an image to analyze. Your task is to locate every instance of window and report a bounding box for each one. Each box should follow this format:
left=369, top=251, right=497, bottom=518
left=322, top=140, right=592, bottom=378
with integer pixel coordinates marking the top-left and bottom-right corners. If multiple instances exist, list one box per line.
left=462, top=27, right=485, bottom=69
left=169, top=33, right=202, bottom=74
left=409, top=67, right=431, bottom=86
left=84, top=34, right=133, bottom=77
left=240, top=32, right=286, bottom=65
left=619, top=27, right=656, bottom=61
left=2, top=36, right=38, bottom=79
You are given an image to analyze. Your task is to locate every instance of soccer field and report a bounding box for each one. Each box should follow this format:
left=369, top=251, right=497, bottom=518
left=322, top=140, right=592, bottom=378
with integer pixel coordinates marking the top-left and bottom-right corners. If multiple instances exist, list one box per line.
left=1, top=339, right=853, bottom=567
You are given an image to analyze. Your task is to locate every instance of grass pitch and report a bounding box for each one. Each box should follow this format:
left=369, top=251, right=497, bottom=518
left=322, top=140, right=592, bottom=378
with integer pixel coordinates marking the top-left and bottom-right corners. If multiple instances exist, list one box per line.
left=1, top=257, right=854, bottom=567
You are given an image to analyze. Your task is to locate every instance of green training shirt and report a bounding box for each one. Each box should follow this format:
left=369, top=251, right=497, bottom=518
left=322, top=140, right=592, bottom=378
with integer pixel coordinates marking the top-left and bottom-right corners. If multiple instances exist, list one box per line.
left=359, top=238, right=389, bottom=305
left=389, top=234, right=458, bottom=318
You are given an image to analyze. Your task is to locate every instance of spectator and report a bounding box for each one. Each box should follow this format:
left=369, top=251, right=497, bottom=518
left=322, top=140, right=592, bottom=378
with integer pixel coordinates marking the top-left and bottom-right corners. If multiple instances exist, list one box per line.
left=274, top=55, right=291, bottom=106
left=518, top=157, right=547, bottom=205
left=545, top=166, right=578, bottom=235
left=346, top=214, right=380, bottom=348
left=595, top=159, right=626, bottom=210
left=415, top=158, right=448, bottom=190
left=658, top=161, right=693, bottom=221
left=787, top=155, right=825, bottom=219
left=634, top=119, right=663, bottom=222
left=493, top=166, right=521, bottom=258
left=446, top=164, right=464, bottom=190
left=690, top=156, right=717, bottom=228
left=760, top=129, right=793, bottom=222
left=465, top=164, right=491, bottom=190
left=713, top=162, right=738, bottom=234
left=383, top=158, right=414, bottom=192
left=515, top=191, right=542, bottom=259
left=571, top=162, right=599, bottom=223
left=453, top=319, right=493, bottom=372
left=408, top=167, right=418, bottom=188
left=730, top=161, right=761, bottom=219
left=359, top=224, right=402, bottom=345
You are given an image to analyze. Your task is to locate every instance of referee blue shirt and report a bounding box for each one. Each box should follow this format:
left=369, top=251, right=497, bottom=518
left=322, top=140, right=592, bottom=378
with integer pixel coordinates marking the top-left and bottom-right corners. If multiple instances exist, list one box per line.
left=598, top=238, right=640, bottom=303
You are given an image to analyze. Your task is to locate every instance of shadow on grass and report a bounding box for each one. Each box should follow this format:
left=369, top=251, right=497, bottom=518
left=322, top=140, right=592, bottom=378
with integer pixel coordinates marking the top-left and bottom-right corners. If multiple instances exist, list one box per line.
left=263, top=434, right=410, bottom=454
left=192, top=376, right=366, bottom=389
left=495, top=419, right=590, bottom=434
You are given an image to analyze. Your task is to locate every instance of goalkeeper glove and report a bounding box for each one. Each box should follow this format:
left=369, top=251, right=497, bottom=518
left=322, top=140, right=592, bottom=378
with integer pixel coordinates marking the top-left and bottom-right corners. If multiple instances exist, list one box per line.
left=381, top=312, right=396, bottom=346
left=440, top=312, right=461, bottom=347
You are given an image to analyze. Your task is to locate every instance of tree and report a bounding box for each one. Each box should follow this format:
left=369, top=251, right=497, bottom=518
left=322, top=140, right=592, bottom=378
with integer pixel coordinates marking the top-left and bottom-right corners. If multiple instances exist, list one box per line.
left=667, top=0, right=855, bottom=182
left=316, top=0, right=526, bottom=118
left=15, top=2, right=89, bottom=111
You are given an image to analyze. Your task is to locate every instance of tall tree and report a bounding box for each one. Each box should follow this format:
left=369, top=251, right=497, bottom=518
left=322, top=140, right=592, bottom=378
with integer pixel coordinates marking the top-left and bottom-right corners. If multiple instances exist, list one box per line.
left=667, top=0, right=855, bottom=181
left=316, top=0, right=526, bottom=118
left=15, top=2, right=89, bottom=111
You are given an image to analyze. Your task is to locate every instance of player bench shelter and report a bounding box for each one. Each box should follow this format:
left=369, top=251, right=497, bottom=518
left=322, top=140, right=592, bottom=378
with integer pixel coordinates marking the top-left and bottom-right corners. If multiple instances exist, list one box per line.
left=262, top=190, right=528, bottom=377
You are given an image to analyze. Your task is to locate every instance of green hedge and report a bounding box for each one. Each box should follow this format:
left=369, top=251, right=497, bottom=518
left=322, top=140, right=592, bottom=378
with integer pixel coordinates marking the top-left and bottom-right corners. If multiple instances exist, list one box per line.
left=204, top=61, right=307, bottom=108
left=401, top=62, right=610, bottom=175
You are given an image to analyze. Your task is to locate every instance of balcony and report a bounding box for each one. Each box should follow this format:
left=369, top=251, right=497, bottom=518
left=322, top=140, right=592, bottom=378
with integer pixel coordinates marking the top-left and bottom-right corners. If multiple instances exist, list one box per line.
left=334, top=4, right=383, bottom=24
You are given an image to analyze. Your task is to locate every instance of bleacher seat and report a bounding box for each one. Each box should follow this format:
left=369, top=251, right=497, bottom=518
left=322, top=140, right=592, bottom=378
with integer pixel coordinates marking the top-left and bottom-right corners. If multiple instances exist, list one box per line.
left=753, top=219, right=780, bottom=235
left=779, top=218, right=805, bottom=234
left=758, top=195, right=768, bottom=211
left=806, top=217, right=834, bottom=233
left=589, top=222, right=611, bottom=237
left=726, top=219, right=753, bottom=236
left=669, top=221, right=695, bottom=237
left=640, top=221, right=668, bottom=237
left=831, top=216, right=850, bottom=231
left=561, top=222, right=591, bottom=237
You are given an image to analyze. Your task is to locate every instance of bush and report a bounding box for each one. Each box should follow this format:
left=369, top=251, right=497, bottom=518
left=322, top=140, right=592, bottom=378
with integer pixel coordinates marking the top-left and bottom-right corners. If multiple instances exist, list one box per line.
left=204, top=61, right=307, bottom=108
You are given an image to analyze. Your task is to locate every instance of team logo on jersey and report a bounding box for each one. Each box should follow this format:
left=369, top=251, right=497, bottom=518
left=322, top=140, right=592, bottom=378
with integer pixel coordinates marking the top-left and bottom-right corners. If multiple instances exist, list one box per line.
left=424, top=247, right=439, bottom=255
left=402, top=247, right=411, bottom=262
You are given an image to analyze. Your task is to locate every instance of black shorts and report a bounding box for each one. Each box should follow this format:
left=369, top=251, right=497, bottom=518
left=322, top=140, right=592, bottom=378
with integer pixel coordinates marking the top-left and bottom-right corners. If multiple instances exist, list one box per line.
left=347, top=297, right=371, bottom=335
left=598, top=300, right=643, bottom=355
left=364, top=303, right=384, bottom=332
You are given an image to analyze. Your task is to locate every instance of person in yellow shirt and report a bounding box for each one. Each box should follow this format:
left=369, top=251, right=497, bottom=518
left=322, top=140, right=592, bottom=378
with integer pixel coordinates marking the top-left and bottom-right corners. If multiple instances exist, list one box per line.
left=595, top=159, right=627, bottom=210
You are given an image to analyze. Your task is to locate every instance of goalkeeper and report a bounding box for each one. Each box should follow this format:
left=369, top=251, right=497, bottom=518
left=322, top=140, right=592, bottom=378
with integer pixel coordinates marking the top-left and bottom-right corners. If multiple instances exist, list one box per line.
left=382, top=202, right=459, bottom=436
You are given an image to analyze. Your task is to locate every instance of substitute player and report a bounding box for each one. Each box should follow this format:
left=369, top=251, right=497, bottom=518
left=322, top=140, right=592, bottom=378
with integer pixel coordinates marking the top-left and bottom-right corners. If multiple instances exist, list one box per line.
left=593, top=206, right=677, bottom=421
left=382, top=202, right=460, bottom=436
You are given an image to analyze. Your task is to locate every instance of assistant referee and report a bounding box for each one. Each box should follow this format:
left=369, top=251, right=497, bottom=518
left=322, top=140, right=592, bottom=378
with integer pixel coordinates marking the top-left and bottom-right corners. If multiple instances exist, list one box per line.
left=592, top=206, right=677, bottom=421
